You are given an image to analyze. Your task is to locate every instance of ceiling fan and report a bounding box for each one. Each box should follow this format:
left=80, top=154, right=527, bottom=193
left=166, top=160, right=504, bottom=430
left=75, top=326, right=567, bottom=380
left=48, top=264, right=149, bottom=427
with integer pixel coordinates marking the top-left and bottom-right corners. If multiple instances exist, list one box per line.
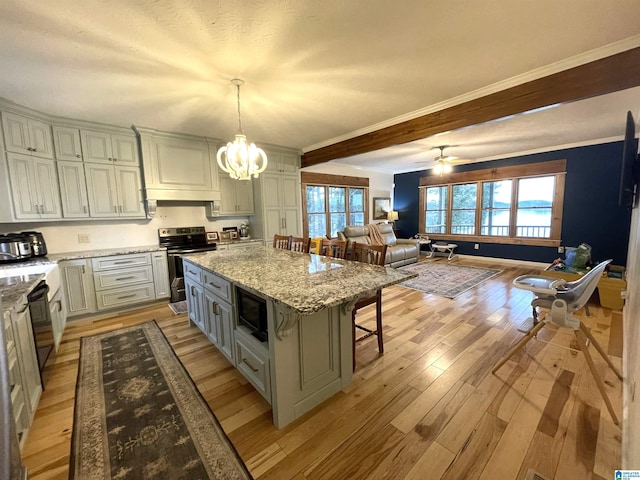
left=420, top=146, right=472, bottom=175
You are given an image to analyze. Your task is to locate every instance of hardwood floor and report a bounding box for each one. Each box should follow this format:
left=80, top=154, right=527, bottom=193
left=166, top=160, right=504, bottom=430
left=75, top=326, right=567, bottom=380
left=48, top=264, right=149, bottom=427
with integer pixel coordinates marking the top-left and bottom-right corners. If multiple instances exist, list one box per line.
left=21, top=257, right=623, bottom=479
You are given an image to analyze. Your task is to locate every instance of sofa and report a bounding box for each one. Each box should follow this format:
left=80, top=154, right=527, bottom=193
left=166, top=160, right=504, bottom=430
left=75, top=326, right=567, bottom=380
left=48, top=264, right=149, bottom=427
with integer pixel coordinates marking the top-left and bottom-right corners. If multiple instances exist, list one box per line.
left=337, top=224, right=419, bottom=267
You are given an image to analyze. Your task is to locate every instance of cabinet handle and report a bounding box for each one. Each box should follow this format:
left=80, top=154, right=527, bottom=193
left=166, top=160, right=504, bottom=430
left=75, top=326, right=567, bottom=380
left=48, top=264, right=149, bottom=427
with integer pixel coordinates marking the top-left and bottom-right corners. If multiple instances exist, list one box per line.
left=83, top=205, right=87, bottom=213
left=212, top=302, right=218, bottom=315
left=241, top=358, right=259, bottom=373
left=56, top=300, right=63, bottom=312
left=190, top=285, right=195, bottom=296
left=17, top=302, right=29, bottom=313
left=114, top=260, right=134, bottom=265
left=114, top=205, right=118, bottom=213
left=115, top=276, right=135, bottom=281
left=81, top=265, right=86, bottom=274
left=117, top=294, right=137, bottom=300
left=207, top=282, right=220, bottom=289
left=113, top=158, right=118, bottom=162
left=76, top=154, right=81, bottom=158
left=108, top=157, right=114, bottom=161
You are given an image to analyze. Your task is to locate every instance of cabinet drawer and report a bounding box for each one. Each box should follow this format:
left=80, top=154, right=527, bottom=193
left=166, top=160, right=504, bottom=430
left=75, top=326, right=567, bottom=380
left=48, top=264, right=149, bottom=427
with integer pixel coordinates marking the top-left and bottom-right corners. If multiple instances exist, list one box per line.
left=95, top=284, right=156, bottom=311
left=183, top=261, right=202, bottom=283
left=91, top=253, right=151, bottom=271
left=202, top=271, right=232, bottom=302
left=93, top=265, right=154, bottom=291
left=235, top=331, right=271, bottom=403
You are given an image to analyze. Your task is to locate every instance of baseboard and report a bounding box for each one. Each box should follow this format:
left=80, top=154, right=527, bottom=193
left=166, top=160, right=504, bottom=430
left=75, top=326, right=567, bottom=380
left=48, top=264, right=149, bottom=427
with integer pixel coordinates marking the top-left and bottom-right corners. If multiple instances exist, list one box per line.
left=457, top=254, right=548, bottom=269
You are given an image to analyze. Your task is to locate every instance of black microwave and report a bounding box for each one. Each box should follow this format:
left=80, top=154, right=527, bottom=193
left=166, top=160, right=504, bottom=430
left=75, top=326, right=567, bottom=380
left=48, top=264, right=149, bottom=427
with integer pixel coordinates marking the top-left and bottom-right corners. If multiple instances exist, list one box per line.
left=237, top=287, right=268, bottom=342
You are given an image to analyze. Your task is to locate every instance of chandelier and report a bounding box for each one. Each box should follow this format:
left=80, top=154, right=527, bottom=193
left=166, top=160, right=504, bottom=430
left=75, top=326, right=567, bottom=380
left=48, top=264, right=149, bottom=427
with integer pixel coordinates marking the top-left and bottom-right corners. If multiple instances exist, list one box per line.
left=216, top=79, right=268, bottom=180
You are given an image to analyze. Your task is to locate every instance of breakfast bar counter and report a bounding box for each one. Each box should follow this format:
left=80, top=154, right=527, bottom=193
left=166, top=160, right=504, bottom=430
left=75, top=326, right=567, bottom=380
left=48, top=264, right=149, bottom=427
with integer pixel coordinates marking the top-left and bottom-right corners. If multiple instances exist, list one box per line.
left=182, top=246, right=416, bottom=428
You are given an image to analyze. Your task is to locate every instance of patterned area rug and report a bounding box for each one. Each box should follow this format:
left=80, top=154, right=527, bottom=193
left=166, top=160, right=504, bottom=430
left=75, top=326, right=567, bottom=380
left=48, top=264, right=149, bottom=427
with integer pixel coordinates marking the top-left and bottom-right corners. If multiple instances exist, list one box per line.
left=70, top=320, right=252, bottom=480
left=399, top=261, right=502, bottom=298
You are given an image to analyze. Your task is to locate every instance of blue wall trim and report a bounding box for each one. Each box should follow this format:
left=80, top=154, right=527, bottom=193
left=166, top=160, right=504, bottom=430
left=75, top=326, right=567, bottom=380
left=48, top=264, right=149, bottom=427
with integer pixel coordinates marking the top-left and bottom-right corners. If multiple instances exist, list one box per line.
left=393, top=141, right=632, bottom=266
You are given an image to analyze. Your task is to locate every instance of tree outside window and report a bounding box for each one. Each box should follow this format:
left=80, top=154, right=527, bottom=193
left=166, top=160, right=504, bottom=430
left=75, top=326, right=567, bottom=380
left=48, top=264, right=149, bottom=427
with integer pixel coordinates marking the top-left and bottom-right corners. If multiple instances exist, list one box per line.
left=305, top=185, right=366, bottom=238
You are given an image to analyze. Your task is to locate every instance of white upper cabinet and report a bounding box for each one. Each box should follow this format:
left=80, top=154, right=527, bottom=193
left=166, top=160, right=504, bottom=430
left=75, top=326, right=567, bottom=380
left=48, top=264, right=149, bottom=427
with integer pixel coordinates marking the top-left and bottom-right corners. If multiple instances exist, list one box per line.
left=265, top=151, right=299, bottom=175
left=218, top=174, right=254, bottom=216
left=52, top=125, right=83, bottom=161
left=1, top=111, right=54, bottom=159
left=57, top=160, right=89, bottom=218
left=135, top=127, right=221, bottom=201
left=7, top=152, right=62, bottom=220
left=80, top=129, right=138, bottom=165
left=85, top=164, right=144, bottom=218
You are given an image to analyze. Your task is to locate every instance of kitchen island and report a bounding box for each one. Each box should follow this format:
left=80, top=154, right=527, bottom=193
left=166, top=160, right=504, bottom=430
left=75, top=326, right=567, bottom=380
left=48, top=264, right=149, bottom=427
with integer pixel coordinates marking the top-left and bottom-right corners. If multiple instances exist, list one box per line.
left=182, top=246, right=416, bottom=428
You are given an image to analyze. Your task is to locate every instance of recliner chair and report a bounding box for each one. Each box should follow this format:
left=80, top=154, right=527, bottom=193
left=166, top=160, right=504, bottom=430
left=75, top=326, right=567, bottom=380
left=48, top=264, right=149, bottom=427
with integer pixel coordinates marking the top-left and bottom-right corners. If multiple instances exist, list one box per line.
left=492, top=259, right=623, bottom=424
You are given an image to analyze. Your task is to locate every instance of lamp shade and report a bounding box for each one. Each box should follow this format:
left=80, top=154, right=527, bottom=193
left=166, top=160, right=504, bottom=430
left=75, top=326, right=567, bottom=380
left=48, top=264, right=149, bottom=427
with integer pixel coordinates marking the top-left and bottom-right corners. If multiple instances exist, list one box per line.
left=387, top=211, right=399, bottom=221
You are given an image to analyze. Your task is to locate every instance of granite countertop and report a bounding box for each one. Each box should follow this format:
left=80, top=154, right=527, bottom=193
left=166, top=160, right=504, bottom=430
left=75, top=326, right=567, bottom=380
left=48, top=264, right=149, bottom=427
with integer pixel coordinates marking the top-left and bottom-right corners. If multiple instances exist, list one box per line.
left=182, top=246, right=417, bottom=315
left=46, top=244, right=165, bottom=261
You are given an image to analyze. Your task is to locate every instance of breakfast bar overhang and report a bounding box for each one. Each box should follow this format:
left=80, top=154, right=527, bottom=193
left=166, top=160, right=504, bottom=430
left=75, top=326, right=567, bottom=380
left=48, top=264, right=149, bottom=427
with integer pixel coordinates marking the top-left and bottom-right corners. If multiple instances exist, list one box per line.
left=182, top=246, right=416, bottom=428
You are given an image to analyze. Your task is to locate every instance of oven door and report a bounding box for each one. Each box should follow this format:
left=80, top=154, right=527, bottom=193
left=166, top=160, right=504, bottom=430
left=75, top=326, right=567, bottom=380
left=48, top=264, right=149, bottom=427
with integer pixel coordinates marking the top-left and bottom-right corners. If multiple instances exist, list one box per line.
left=167, top=246, right=216, bottom=302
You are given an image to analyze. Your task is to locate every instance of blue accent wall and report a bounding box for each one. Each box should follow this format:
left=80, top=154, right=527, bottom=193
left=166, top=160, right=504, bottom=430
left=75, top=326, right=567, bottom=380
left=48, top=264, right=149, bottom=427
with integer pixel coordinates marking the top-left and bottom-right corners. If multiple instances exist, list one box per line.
left=394, top=141, right=632, bottom=266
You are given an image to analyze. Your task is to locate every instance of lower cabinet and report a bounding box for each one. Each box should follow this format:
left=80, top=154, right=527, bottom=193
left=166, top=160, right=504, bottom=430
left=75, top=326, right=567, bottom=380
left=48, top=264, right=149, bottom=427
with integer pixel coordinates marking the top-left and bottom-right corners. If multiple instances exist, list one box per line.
left=203, top=279, right=235, bottom=365
left=62, top=251, right=169, bottom=319
left=234, top=327, right=270, bottom=402
left=49, top=287, right=67, bottom=350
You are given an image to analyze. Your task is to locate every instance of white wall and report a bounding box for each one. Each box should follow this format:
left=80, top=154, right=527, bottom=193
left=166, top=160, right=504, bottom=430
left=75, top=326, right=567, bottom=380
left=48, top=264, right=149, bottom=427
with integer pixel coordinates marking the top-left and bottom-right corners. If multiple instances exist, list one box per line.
left=623, top=200, right=639, bottom=469
left=300, top=161, right=395, bottom=224
left=0, top=202, right=249, bottom=254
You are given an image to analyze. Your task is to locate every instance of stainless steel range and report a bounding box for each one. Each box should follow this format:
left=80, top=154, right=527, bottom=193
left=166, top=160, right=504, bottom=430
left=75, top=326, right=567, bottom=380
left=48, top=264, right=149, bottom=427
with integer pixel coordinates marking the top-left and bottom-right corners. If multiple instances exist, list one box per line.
left=158, top=226, right=217, bottom=302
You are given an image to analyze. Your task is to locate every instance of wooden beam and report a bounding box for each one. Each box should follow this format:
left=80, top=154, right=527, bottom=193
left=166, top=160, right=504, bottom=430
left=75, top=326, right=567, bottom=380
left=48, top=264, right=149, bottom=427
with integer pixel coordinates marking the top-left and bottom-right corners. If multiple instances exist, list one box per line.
left=301, top=47, right=640, bottom=168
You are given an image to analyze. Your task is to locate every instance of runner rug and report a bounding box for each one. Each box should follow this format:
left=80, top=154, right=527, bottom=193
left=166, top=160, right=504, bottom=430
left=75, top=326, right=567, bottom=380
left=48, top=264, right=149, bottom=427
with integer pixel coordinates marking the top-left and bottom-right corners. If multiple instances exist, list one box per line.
left=70, top=320, right=252, bottom=480
left=399, top=262, right=501, bottom=298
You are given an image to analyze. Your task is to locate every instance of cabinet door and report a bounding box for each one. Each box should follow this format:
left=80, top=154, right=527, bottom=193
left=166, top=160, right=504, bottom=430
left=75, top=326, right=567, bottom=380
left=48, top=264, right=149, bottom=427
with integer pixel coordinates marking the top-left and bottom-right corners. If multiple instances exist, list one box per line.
left=185, top=278, right=205, bottom=331
left=152, top=251, right=170, bottom=299
left=281, top=176, right=300, bottom=236
left=28, top=118, right=54, bottom=159
left=57, top=160, right=90, bottom=218
left=217, top=299, right=235, bottom=364
left=85, top=163, right=119, bottom=217
left=12, top=302, right=42, bottom=420
left=6, top=152, right=40, bottom=219
left=49, top=289, right=67, bottom=350
left=33, top=157, right=62, bottom=219
left=204, top=290, right=220, bottom=345
left=2, top=112, right=31, bottom=154
left=60, top=259, right=96, bottom=317
left=218, top=175, right=239, bottom=215
left=235, top=180, right=254, bottom=214
left=111, top=134, right=139, bottom=165
left=81, top=129, right=113, bottom=163
left=52, top=126, right=83, bottom=161
left=115, top=166, right=144, bottom=217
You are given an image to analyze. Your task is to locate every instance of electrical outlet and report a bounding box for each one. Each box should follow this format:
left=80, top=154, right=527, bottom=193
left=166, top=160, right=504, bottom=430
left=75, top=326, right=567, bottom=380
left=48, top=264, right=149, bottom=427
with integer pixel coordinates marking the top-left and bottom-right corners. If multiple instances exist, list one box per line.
left=78, top=234, right=90, bottom=244
left=558, top=246, right=564, bottom=253
left=474, top=244, right=479, bottom=250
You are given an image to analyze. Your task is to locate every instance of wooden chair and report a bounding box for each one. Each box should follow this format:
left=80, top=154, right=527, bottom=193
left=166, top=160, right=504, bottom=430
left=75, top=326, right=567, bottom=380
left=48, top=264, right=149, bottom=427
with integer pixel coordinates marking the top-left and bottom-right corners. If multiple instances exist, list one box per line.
left=319, top=239, right=347, bottom=259
left=273, top=234, right=290, bottom=250
left=289, top=236, right=311, bottom=253
left=350, top=242, right=388, bottom=370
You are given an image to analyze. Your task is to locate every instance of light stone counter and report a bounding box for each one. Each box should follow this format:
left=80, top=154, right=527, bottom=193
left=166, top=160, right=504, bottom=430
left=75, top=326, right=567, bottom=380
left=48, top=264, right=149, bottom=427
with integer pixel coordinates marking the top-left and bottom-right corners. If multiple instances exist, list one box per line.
left=46, top=245, right=165, bottom=262
left=182, top=246, right=416, bottom=315
left=0, top=274, right=45, bottom=318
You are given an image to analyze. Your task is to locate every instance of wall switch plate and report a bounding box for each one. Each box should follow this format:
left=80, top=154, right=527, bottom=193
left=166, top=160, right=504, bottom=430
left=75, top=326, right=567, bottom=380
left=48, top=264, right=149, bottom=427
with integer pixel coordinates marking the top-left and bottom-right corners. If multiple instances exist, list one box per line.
left=558, top=246, right=564, bottom=253
left=474, top=244, right=479, bottom=250
left=78, top=234, right=90, bottom=244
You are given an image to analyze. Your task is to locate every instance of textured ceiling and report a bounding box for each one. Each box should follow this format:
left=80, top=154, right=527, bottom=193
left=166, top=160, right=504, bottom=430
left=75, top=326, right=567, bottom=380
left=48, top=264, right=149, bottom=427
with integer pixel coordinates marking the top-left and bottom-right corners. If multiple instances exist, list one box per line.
left=1, top=0, right=640, bottom=171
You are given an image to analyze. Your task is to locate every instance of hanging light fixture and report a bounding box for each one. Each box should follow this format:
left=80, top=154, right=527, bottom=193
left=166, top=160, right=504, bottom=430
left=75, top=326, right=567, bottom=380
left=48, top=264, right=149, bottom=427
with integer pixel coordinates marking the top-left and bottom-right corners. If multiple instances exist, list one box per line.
left=216, top=78, right=268, bottom=180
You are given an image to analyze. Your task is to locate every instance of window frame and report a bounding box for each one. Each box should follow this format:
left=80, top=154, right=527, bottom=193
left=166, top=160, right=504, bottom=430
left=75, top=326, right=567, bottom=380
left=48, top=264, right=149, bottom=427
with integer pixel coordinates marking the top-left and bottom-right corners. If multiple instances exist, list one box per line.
left=301, top=172, right=369, bottom=238
left=419, top=160, right=566, bottom=247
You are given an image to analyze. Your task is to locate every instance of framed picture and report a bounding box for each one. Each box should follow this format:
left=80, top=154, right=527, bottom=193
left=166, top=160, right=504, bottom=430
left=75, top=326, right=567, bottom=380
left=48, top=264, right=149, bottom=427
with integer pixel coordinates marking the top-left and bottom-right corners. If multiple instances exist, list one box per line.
left=206, top=231, right=219, bottom=243
left=373, top=197, right=391, bottom=220
left=230, top=230, right=239, bottom=240
left=219, top=231, right=232, bottom=241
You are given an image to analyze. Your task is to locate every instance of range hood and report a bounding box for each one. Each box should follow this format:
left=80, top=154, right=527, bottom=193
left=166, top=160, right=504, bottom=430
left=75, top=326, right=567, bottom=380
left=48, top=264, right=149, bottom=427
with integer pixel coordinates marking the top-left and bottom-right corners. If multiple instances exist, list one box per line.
left=133, top=125, right=222, bottom=202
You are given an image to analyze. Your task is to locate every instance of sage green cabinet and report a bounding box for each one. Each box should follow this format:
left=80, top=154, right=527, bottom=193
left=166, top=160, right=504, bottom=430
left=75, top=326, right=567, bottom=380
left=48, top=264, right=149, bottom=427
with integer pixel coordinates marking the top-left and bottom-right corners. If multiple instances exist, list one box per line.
left=80, top=129, right=138, bottom=165
left=52, top=125, right=83, bottom=161
left=57, top=160, right=90, bottom=218
left=1, top=111, right=54, bottom=159
left=6, top=152, right=61, bottom=220
left=85, top=164, right=144, bottom=218
left=59, top=259, right=97, bottom=317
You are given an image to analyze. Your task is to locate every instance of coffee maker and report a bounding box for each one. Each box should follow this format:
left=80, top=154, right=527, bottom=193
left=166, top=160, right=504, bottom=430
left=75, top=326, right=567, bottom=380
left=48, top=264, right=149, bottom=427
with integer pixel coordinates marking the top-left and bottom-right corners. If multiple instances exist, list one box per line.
left=239, top=222, right=250, bottom=240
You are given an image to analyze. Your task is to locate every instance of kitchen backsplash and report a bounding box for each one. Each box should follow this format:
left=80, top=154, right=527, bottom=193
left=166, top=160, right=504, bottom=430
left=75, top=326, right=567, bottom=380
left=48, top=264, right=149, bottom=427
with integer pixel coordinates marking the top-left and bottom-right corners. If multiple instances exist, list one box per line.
left=0, top=202, right=249, bottom=254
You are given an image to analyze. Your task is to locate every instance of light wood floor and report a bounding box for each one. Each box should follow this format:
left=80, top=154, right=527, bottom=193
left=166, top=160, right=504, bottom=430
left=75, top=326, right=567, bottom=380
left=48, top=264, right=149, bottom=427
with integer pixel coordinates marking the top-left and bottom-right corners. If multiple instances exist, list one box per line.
left=21, top=257, right=624, bottom=480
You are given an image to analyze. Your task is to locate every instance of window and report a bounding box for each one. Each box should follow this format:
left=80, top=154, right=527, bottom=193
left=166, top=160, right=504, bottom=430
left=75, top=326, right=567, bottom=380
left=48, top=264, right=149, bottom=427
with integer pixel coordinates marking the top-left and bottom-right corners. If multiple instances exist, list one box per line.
left=481, top=180, right=512, bottom=236
left=425, top=186, right=447, bottom=234
left=301, top=172, right=369, bottom=238
left=419, top=160, right=565, bottom=246
left=451, top=183, right=477, bottom=235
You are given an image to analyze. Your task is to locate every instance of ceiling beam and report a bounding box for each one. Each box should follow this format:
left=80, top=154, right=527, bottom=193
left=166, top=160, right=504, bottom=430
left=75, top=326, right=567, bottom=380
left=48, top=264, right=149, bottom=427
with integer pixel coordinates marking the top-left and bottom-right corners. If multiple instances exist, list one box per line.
left=301, top=46, right=640, bottom=168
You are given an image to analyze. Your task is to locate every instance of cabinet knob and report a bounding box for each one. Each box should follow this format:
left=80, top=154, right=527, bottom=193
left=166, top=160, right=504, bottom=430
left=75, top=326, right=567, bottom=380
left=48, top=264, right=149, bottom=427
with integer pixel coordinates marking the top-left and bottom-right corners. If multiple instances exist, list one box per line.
left=76, top=154, right=81, bottom=158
